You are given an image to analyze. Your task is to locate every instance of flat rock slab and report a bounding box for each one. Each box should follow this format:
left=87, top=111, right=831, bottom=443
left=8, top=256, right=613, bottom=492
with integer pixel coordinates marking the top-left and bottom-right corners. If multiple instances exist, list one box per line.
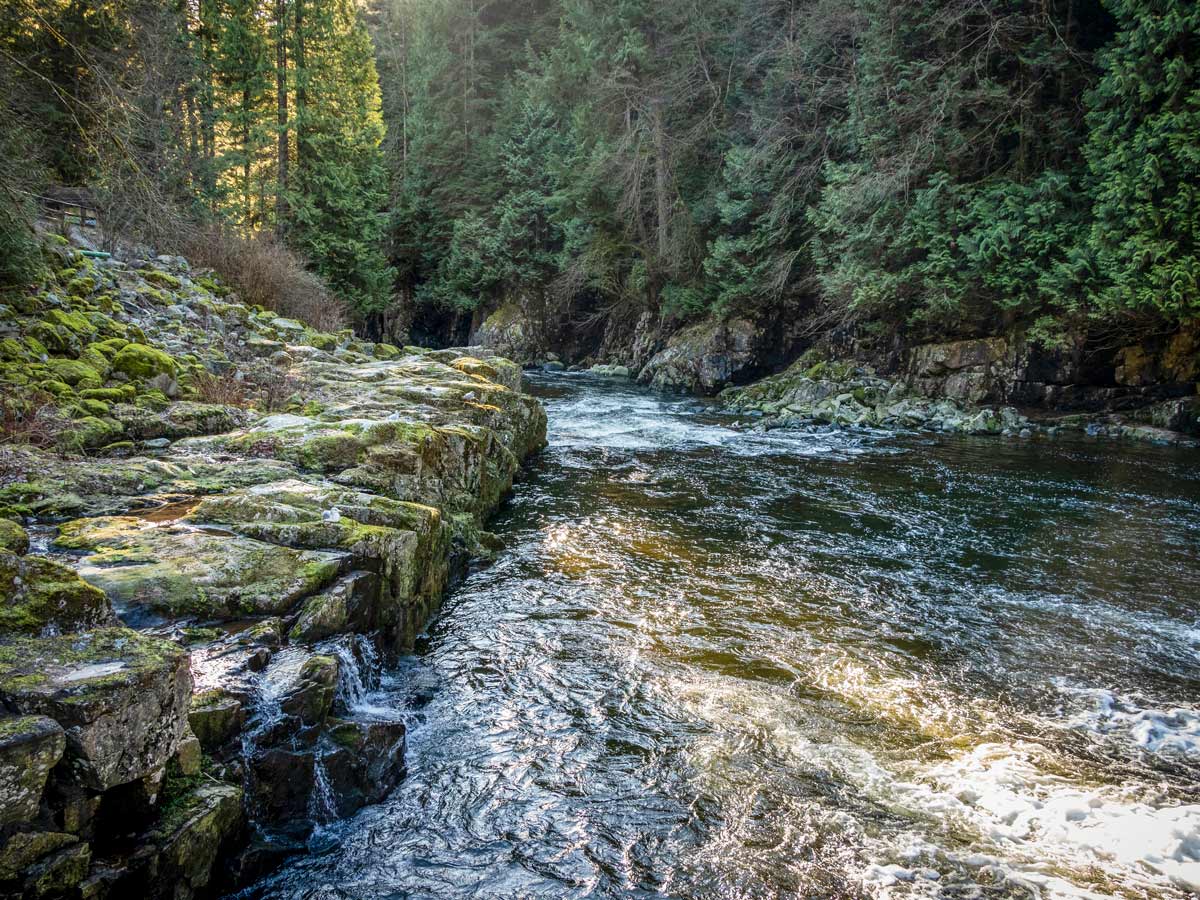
left=55, top=517, right=343, bottom=622
left=0, top=628, right=190, bottom=791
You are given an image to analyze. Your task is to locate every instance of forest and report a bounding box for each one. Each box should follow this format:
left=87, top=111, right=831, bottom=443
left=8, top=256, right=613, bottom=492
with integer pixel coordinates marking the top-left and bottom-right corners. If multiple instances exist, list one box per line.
left=2, top=0, right=1198, bottom=363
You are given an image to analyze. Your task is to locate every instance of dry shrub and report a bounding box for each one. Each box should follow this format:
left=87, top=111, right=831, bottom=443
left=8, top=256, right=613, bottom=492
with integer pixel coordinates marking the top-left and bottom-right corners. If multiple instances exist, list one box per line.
left=182, top=226, right=347, bottom=332
left=248, top=365, right=309, bottom=413
left=192, top=370, right=249, bottom=406
left=0, top=393, right=66, bottom=448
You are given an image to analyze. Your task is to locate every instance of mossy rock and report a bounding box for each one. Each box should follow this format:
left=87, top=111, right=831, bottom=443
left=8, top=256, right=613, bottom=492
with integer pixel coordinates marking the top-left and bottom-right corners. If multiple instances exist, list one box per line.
left=55, top=516, right=343, bottom=621
left=45, top=358, right=101, bottom=387
left=78, top=385, right=135, bottom=403
left=307, top=332, right=338, bottom=351
left=188, top=691, right=245, bottom=752
left=112, top=342, right=177, bottom=380
left=59, top=415, right=122, bottom=450
left=65, top=276, right=95, bottom=297
left=139, top=269, right=182, bottom=290
left=0, top=550, right=116, bottom=635
left=0, top=627, right=191, bottom=791
left=0, top=520, right=29, bottom=554
left=90, top=337, right=129, bottom=358
left=373, top=343, right=401, bottom=360
left=0, top=716, right=66, bottom=828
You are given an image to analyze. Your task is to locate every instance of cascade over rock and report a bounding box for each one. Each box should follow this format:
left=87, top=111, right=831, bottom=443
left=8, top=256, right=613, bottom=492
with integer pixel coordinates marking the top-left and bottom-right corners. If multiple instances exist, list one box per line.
left=0, top=247, right=547, bottom=897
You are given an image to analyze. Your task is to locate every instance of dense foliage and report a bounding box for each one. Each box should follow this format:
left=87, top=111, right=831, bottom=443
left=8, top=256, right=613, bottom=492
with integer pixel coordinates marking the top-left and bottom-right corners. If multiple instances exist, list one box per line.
left=2, top=0, right=1197, bottom=349
left=370, top=0, right=1198, bottom=348
left=0, top=0, right=392, bottom=316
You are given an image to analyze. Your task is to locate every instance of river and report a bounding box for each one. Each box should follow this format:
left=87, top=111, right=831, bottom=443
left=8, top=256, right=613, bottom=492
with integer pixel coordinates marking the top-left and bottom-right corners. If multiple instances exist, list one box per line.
left=239, top=374, right=1200, bottom=900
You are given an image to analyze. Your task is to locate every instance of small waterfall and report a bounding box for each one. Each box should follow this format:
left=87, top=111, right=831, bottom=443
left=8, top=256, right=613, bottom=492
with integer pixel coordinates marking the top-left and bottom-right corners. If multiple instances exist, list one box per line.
left=324, top=635, right=381, bottom=715
left=309, top=753, right=338, bottom=824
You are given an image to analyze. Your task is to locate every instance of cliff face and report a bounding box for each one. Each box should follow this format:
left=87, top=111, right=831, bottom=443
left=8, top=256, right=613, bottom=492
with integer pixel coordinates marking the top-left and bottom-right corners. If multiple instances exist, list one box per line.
left=0, top=244, right=546, bottom=898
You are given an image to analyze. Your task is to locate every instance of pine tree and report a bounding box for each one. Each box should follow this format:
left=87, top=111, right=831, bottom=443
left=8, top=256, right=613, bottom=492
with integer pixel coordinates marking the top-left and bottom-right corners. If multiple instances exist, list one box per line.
left=1085, top=0, right=1200, bottom=319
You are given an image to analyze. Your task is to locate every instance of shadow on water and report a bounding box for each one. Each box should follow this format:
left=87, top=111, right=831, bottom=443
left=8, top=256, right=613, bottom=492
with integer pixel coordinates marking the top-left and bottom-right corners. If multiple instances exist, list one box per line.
left=237, top=373, right=1200, bottom=900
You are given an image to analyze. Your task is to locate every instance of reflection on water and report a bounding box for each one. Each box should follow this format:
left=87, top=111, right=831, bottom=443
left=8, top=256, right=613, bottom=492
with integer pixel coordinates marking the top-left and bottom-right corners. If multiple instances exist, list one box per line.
left=240, top=374, right=1200, bottom=900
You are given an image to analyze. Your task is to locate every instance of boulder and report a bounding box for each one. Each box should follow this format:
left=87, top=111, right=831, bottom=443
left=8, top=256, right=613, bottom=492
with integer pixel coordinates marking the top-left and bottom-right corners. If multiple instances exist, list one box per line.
left=55, top=517, right=343, bottom=622
left=639, top=317, right=760, bottom=394
left=187, top=691, right=246, bottom=754
left=470, top=302, right=541, bottom=363
left=0, top=551, right=116, bottom=636
left=0, top=519, right=28, bottom=555
left=0, top=716, right=66, bottom=826
left=0, top=628, right=190, bottom=791
left=147, top=782, right=243, bottom=899
left=278, top=655, right=337, bottom=726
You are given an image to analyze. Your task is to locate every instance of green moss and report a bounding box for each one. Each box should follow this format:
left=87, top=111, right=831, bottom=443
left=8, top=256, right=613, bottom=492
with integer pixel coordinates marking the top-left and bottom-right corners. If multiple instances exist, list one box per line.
left=307, top=332, right=338, bottom=351
left=0, top=549, right=111, bottom=634
left=65, top=276, right=96, bottom=297
left=40, top=380, right=74, bottom=398
left=374, top=342, right=401, bottom=360
left=46, top=358, right=101, bottom=387
left=59, top=415, right=123, bottom=450
left=0, top=519, right=29, bottom=554
left=139, top=269, right=182, bottom=290
left=112, top=342, right=177, bottom=380
left=77, top=398, right=111, bottom=417
left=92, top=337, right=129, bottom=357
left=79, top=385, right=135, bottom=402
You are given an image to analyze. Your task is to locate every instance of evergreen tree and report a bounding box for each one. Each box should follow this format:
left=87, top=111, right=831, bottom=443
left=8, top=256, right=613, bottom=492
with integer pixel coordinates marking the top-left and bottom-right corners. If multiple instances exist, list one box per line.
left=1085, top=0, right=1200, bottom=319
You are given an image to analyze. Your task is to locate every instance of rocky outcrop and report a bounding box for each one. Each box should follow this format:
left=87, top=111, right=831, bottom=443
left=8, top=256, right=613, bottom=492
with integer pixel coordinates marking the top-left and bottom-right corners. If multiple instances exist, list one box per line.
left=721, top=354, right=1199, bottom=446
left=0, top=243, right=547, bottom=897
left=902, top=325, right=1199, bottom=419
left=470, top=302, right=543, bottom=363
left=638, top=318, right=760, bottom=394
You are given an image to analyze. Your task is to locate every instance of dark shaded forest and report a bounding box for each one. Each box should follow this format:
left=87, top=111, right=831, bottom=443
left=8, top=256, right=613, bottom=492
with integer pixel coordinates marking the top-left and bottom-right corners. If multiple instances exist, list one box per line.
left=2, top=0, right=1198, bottom=365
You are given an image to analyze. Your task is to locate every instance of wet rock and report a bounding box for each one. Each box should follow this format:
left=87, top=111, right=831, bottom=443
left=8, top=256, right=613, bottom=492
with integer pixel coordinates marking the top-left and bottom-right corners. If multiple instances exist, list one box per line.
left=323, top=718, right=406, bottom=816
left=0, top=716, right=66, bottom=826
left=0, top=628, right=190, bottom=791
left=289, top=572, right=378, bottom=644
left=278, top=655, right=337, bottom=726
left=639, top=318, right=759, bottom=395
left=55, top=517, right=343, bottom=622
left=246, top=749, right=315, bottom=836
left=0, top=550, right=117, bottom=636
left=187, top=691, right=246, bottom=754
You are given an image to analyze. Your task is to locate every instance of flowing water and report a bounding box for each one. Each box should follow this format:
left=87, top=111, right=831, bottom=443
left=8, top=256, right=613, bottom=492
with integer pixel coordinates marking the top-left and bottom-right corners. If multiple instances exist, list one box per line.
left=241, top=375, right=1200, bottom=900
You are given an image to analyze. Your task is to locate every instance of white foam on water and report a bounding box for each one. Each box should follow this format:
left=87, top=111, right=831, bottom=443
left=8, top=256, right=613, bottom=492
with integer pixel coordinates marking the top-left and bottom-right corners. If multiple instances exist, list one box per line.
left=1056, top=681, right=1200, bottom=757
left=662, top=654, right=1200, bottom=899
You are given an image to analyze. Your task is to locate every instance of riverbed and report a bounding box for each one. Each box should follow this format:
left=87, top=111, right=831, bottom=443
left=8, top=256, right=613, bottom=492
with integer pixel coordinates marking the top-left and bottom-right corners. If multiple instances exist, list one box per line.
left=239, top=374, right=1200, bottom=899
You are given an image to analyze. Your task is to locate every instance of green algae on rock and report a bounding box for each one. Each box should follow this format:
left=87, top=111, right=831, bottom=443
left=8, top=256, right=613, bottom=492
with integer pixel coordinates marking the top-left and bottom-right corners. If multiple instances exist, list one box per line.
left=55, top=517, right=343, bottom=621
left=0, top=551, right=116, bottom=635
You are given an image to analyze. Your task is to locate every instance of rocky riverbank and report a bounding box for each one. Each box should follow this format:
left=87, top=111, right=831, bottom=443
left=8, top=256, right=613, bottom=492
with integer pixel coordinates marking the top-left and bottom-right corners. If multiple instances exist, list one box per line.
left=0, top=242, right=546, bottom=898
left=719, top=353, right=1199, bottom=446
left=470, top=302, right=1199, bottom=445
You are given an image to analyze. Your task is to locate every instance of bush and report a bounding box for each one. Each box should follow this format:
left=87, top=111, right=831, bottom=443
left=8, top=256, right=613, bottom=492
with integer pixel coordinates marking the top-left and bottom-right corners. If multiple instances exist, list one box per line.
left=0, top=393, right=66, bottom=448
left=182, top=226, right=347, bottom=332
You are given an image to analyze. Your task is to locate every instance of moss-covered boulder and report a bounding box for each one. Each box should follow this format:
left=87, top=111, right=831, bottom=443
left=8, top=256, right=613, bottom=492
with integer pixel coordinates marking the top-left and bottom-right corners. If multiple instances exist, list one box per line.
left=145, top=782, right=243, bottom=898
left=0, top=628, right=190, bottom=791
left=0, top=519, right=28, bottom=555
left=187, top=691, right=245, bottom=754
left=55, top=516, right=343, bottom=622
left=0, top=551, right=116, bottom=636
left=189, top=479, right=449, bottom=643
left=0, top=716, right=66, bottom=826
left=111, top=343, right=177, bottom=381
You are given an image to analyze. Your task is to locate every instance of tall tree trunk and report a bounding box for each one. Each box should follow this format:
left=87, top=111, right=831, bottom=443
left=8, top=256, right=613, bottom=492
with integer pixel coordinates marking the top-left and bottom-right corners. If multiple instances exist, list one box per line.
left=295, top=0, right=307, bottom=181
left=651, top=97, right=670, bottom=262
left=275, top=0, right=289, bottom=231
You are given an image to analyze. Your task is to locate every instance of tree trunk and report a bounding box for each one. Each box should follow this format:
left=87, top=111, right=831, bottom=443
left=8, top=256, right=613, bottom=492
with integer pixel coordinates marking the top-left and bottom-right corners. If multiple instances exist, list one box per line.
left=275, top=0, right=289, bottom=231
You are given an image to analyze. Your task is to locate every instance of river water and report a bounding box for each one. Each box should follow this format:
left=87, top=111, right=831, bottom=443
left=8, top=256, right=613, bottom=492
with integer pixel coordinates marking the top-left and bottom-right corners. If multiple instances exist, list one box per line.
left=242, top=374, right=1200, bottom=900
